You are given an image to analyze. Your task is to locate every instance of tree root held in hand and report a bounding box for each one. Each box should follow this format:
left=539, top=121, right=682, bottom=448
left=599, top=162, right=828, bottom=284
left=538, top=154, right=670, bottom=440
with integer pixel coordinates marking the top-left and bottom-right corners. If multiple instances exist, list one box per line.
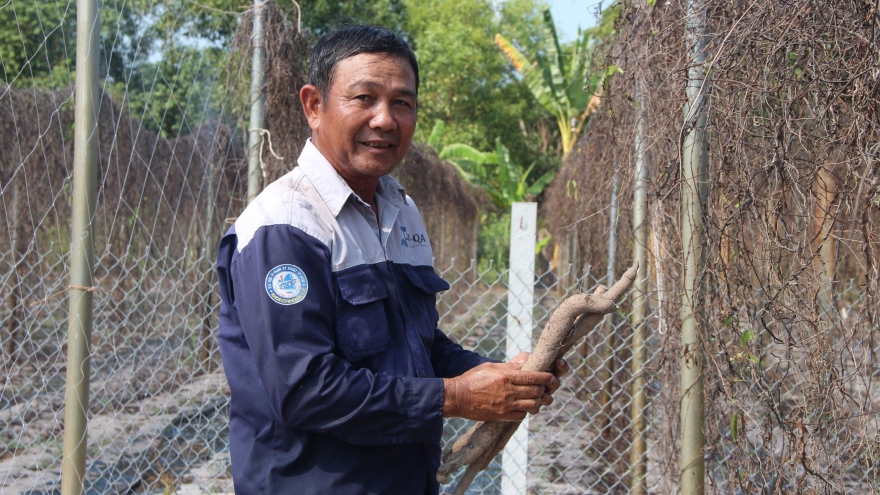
left=437, top=262, right=639, bottom=491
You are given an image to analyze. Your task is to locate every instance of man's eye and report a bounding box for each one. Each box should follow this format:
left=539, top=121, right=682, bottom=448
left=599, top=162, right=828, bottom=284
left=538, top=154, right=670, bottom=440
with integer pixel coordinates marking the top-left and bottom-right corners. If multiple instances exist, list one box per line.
left=395, top=99, right=413, bottom=107
left=354, top=95, right=371, bottom=102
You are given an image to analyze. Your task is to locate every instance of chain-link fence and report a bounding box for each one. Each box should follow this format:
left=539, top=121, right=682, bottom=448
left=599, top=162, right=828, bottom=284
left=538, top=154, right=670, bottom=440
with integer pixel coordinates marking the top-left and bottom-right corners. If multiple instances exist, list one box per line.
left=703, top=277, right=880, bottom=494
left=0, top=240, right=880, bottom=494
left=4, top=0, right=880, bottom=494
left=436, top=261, right=662, bottom=495
left=2, top=240, right=660, bottom=495
left=3, top=228, right=879, bottom=495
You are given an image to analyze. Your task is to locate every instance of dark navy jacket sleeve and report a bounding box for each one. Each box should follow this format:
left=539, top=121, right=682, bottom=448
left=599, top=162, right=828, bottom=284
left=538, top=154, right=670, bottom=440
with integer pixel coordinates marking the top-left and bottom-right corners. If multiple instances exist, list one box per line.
left=224, top=224, right=445, bottom=445
left=429, top=330, right=495, bottom=378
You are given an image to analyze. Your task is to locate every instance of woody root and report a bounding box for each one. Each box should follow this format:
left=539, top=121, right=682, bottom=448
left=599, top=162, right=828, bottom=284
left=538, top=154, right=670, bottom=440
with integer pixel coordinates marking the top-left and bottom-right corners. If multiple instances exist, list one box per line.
left=437, top=262, right=639, bottom=494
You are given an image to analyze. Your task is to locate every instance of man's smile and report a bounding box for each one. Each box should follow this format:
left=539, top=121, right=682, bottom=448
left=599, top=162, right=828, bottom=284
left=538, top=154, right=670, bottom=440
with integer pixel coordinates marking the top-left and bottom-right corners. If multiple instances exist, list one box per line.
left=360, top=140, right=394, bottom=149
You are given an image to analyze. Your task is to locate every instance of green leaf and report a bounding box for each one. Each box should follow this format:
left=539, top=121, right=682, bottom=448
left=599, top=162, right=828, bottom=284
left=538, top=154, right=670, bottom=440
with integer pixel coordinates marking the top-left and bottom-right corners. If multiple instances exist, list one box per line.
left=741, top=330, right=754, bottom=347
left=721, top=314, right=734, bottom=328
left=541, top=8, right=569, bottom=111
left=526, top=170, right=556, bottom=197
left=439, top=143, right=497, bottom=166
left=495, top=33, right=562, bottom=117
left=439, top=143, right=496, bottom=184
left=535, top=234, right=553, bottom=254
left=427, top=120, right=446, bottom=150
left=731, top=412, right=739, bottom=442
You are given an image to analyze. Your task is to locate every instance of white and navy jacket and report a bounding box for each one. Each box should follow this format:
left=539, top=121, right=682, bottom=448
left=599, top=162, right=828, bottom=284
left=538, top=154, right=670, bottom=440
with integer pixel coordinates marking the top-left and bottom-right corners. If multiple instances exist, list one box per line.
left=216, top=140, right=489, bottom=495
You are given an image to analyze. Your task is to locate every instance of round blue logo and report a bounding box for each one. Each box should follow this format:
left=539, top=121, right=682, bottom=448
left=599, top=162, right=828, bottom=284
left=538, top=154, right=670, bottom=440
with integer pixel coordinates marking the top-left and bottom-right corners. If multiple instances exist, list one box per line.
left=265, top=264, right=308, bottom=305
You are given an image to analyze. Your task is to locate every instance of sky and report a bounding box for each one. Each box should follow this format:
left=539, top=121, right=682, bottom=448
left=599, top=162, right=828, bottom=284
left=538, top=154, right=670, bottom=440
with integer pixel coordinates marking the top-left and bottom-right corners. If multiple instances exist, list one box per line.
left=547, top=0, right=602, bottom=42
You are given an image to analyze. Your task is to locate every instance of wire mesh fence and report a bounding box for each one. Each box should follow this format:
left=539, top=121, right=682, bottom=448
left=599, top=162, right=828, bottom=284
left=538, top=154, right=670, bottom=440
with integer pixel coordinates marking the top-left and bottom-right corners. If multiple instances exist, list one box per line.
left=10, top=244, right=875, bottom=495
left=3, top=0, right=880, bottom=494
left=1, top=245, right=662, bottom=495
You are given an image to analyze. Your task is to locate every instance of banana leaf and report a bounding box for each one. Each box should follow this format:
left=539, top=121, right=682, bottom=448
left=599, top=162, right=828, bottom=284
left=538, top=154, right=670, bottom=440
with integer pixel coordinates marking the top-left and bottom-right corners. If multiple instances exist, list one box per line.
left=495, top=33, right=562, bottom=118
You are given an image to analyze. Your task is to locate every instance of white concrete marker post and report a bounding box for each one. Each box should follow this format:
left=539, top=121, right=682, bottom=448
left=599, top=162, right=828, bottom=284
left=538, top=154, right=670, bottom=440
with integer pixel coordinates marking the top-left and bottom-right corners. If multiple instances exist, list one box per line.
left=502, top=202, right=537, bottom=495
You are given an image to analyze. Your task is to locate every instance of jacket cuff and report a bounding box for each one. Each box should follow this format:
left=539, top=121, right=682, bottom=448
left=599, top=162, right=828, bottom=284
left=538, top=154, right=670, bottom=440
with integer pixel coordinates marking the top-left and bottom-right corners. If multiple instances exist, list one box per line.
left=409, top=377, right=445, bottom=442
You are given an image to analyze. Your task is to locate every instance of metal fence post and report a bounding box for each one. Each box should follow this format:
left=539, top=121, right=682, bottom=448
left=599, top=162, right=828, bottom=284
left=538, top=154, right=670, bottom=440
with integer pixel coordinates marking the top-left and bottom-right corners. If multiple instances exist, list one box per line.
left=629, top=80, right=650, bottom=495
left=502, top=202, right=537, bottom=495
left=247, top=0, right=267, bottom=204
left=681, top=0, right=709, bottom=492
left=598, top=170, right=619, bottom=435
left=60, top=0, right=100, bottom=491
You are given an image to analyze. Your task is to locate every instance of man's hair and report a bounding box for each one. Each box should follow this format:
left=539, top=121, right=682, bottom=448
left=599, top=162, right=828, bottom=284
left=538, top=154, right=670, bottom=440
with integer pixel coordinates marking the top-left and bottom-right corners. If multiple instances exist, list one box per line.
left=309, top=26, right=419, bottom=97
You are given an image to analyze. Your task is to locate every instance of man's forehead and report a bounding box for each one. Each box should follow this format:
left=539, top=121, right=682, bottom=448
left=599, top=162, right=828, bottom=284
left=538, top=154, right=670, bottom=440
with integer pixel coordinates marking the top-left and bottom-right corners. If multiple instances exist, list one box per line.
left=332, top=53, right=416, bottom=89
left=348, top=79, right=418, bottom=97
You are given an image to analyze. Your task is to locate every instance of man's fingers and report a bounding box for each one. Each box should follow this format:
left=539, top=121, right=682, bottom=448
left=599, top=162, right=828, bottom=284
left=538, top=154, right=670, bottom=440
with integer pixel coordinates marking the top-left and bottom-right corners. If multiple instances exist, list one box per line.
left=508, top=370, right=554, bottom=386
left=512, top=384, right=545, bottom=399
left=505, top=351, right=530, bottom=370
left=511, top=398, right=542, bottom=413
left=554, top=358, right=570, bottom=377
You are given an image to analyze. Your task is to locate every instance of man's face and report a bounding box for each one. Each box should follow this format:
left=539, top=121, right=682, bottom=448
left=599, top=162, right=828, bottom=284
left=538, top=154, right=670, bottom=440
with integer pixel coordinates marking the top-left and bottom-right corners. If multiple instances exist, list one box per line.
left=304, top=53, right=417, bottom=183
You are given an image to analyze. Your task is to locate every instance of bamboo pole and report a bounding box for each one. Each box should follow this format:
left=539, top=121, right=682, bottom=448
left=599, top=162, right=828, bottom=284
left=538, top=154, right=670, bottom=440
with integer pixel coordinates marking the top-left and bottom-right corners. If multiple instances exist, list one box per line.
left=5, top=180, right=20, bottom=359
left=629, top=81, right=650, bottom=495
left=815, top=166, right=836, bottom=321
left=199, top=160, right=218, bottom=365
left=598, top=171, right=619, bottom=435
left=247, top=0, right=267, bottom=204
left=680, top=0, right=709, bottom=492
left=60, top=0, right=100, bottom=491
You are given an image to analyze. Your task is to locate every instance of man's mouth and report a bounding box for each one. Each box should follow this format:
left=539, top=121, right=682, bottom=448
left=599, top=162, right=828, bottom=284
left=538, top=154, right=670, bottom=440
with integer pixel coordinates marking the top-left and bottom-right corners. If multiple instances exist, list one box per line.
left=361, top=141, right=393, bottom=149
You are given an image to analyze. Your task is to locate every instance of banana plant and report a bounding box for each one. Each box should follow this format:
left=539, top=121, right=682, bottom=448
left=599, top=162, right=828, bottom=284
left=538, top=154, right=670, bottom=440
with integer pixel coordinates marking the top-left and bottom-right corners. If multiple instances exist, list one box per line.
left=437, top=135, right=554, bottom=210
left=495, top=8, right=616, bottom=157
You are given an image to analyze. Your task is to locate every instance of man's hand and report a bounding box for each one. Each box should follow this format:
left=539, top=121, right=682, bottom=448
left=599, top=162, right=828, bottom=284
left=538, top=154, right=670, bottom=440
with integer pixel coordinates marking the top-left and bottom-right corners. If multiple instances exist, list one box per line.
left=442, top=352, right=570, bottom=422
left=508, top=351, right=569, bottom=410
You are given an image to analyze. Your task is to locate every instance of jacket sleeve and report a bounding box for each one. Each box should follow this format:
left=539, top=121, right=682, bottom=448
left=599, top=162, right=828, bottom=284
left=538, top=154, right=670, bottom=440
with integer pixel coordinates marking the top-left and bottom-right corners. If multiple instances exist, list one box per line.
left=229, top=224, right=445, bottom=445
left=429, top=329, right=497, bottom=378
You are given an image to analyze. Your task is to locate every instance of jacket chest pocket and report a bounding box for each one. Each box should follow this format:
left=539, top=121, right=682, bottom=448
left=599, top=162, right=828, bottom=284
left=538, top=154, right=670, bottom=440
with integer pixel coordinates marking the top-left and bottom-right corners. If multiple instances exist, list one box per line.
left=399, top=265, right=450, bottom=348
left=334, top=265, right=390, bottom=360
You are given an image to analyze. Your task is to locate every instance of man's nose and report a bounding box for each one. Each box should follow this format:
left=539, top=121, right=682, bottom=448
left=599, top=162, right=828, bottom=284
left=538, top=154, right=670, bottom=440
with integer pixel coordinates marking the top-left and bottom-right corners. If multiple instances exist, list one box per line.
left=369, top=102, right=396, bottom=131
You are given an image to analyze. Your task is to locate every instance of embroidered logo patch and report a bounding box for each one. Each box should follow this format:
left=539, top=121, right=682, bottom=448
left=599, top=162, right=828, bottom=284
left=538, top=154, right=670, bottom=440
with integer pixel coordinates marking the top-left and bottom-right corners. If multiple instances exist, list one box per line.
left=399, top=225, right=427, bottom=247
left=265, top=264, right=308, bottom=305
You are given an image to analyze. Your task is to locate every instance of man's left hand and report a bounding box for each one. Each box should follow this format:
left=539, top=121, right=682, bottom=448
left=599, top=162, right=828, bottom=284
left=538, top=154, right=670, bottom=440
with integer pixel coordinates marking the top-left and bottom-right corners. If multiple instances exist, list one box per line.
left=507, top=352, right=569, bottom=409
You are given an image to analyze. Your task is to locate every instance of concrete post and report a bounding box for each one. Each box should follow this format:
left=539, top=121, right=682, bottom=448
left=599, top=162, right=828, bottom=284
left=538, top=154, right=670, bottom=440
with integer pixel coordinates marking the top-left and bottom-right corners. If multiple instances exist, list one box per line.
left=502, top=203, right=537, bottom=494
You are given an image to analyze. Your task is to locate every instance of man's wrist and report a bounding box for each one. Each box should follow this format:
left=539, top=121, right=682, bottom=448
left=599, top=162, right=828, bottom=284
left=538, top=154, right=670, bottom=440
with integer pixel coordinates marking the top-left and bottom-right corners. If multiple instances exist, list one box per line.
left=442, top=378, right=460, bottom=417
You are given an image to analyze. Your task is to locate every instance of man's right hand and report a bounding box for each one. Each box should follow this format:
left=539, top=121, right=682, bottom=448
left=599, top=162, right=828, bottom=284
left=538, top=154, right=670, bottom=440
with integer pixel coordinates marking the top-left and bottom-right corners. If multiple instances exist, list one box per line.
left=441, top=358, right=558, bottom=422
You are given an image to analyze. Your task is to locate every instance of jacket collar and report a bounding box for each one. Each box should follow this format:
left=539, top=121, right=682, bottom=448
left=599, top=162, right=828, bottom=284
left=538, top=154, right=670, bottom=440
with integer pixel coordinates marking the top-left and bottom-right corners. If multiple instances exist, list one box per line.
left=297, top=139, right=407, bottom=217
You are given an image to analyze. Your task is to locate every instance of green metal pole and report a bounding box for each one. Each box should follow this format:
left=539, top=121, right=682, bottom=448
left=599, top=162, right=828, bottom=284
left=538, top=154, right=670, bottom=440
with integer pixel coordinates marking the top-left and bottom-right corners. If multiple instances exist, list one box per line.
left=681, top=0, right=709, bottom=493
left=61, top=0, right=100, bottom=492
left=629, top=81, right=650, bottom=495
left=247, top=0, right=267, bottom=204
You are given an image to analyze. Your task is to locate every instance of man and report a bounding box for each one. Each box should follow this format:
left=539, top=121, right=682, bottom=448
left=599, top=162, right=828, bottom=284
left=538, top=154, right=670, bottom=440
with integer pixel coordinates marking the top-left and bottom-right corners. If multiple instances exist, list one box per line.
left=216, top=26, right=567, bottom=494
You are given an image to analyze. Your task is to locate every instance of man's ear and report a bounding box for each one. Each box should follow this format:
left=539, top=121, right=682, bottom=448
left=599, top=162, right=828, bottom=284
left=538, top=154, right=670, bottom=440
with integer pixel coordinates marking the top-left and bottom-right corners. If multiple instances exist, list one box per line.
left=299, top=84, right=322, bottom=131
